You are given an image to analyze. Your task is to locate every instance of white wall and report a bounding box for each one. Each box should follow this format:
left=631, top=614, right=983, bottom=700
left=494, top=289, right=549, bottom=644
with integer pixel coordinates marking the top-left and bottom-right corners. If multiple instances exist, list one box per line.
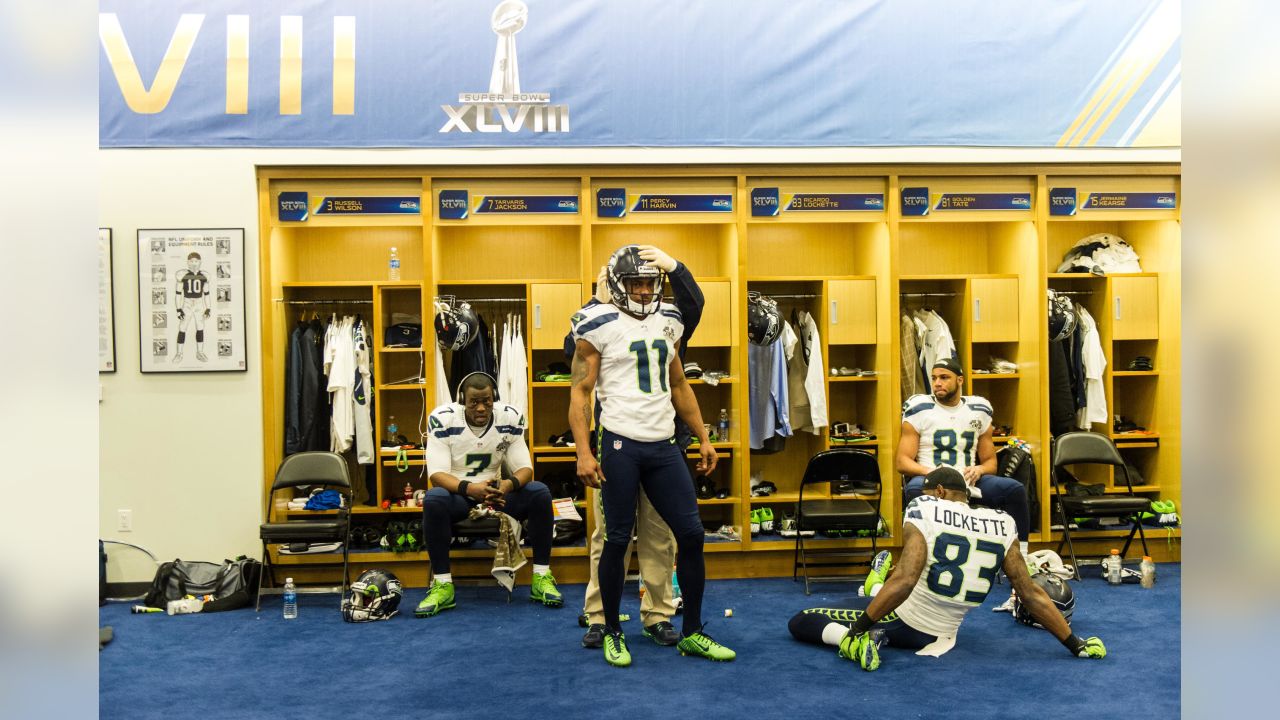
left=98, top=145, right=1179, bottom=563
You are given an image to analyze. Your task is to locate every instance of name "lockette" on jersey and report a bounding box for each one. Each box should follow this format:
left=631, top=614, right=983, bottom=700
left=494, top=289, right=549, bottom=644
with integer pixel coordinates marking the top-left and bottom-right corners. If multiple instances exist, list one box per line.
left=931, top=504, right=1009, bottom=538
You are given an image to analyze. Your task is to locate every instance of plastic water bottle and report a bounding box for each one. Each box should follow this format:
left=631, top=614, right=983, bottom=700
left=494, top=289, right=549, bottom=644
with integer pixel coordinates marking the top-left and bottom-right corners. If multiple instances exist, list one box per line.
left=1140, top=556, right=1156, bottom=588
left=672, top=566, right=681, bottom=599
left=718, top=409, right=729, bottom=444
left=283, top=578, right=298, bottom=619
left=387, top=416, right=398, bottom=444
left=1105, top=549, right=1122, bottom=585
left=388, top=246, right=401, bottom=281
left=637, top=572, right=645, bottom=601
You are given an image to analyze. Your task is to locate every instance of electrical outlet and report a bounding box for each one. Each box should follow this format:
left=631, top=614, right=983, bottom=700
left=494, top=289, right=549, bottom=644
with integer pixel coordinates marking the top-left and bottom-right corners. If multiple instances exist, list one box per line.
left=117, top=509, right=133, bottom=532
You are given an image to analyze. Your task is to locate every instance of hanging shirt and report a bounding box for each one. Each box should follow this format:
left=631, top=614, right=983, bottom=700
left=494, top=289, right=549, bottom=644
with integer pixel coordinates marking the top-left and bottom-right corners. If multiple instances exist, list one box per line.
left=285, top=322, right=306, bottom=455
left=914, top=308, right=958, bottom=379
left=496, top=315, right=512, bottom=407
left=506, top=315, right=529, bottom=418
left=902, top=393, right=993, bottom=472
left=1075, top=306, right=1108, bottom=429
left=352, top=318, right=375, bottom=464
left=325, top=316, right=355, bottom=453
left=796, top=311, right=827, bottom=432
left=749, top=335, right=792, bottom=450
left=572, top=301, right=685, bottom=442
left=425, top=402, right=532, bottom=482
left=900, top=314, right=924, bottom=403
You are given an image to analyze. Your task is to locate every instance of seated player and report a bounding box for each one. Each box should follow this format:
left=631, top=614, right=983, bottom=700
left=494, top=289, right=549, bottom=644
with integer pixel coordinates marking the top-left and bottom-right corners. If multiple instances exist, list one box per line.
left=788, top=467, right=1106, bottom=670
left=415, top=371, right=561, bottom=617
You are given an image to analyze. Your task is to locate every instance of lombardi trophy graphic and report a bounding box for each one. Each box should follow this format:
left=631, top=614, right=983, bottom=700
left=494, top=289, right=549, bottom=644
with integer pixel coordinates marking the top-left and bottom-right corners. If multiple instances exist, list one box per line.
left=489, top=1, right=526, bottom=97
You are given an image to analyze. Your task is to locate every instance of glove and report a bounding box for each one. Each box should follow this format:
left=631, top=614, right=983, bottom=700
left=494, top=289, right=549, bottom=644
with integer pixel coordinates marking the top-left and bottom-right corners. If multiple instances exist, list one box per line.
left=636, top=245, right=677, bottom=272
left=594, top=265, right=610, bottom=303
left=203, top=309, right=211, bottom=318
left=177, top=308, right=185, bottom=321
left=1077, top=636, right=1106, bottom=659
left=837, top=631, right=881, bottom=671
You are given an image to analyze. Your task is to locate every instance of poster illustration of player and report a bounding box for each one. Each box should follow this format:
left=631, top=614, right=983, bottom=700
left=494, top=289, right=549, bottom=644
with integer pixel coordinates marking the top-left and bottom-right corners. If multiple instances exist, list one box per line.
left=137, top=229, right=247, bottom=373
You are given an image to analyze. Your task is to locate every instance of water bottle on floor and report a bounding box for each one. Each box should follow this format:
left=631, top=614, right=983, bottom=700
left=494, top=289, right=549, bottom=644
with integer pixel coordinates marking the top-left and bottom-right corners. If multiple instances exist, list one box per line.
left=1140, top=556, right=1156, bottom=588
left=1105, top=549, right=1122, bottom=586
left=283, top=577, right=298, bottom=619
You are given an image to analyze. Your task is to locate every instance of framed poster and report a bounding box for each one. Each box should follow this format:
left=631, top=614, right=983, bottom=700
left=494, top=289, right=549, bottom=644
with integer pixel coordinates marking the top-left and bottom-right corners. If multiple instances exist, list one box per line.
left=98, top=228, right=116, bottom=373
left=137, top=229, right=247, bottom=373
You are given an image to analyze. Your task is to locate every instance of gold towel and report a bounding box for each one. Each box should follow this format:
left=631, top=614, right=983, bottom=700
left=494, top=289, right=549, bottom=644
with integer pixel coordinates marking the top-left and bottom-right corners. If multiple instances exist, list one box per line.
left=467, top=505, right=526, bottom=591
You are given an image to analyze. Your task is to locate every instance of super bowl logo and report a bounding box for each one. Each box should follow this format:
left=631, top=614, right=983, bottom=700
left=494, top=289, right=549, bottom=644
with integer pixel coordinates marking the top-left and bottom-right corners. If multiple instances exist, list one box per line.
left=440, top=1, right=570, bottom=134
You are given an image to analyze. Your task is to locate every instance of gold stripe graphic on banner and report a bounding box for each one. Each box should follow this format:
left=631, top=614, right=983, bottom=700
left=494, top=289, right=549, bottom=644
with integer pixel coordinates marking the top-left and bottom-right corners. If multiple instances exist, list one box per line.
left=279, top=16, right=302, bottom=115
left=225, top=15, right=249, bottom=115
left=1057, top=0, right=1178, bottom=147
left=333, top=17, right=356, bottom=115
left=99, top=13, right=204, bottom=115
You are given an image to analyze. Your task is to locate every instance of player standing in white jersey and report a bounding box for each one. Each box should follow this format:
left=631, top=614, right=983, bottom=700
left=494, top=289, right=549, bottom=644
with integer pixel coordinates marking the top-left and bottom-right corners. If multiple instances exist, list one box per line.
left=415, top=371, right=562, bottom=617
left=172, top=252, right=211, bottom=363
left=569, top=245, right=734, bottom=667
left=788, top=467, right=1106, bottom=669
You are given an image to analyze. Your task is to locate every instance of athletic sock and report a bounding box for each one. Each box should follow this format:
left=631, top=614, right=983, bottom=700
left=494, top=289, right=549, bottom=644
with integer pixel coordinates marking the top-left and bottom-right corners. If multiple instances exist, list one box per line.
left=533, top=564, right=550, bottom=576
left=822, top=622, right=849, bottom=646
left=434, top=573, right=452, bottom=585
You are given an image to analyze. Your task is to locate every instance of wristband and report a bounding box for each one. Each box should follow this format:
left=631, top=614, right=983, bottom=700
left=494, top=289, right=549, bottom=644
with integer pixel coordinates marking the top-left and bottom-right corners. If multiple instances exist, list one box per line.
left=508, top=478, right=522, bottom=492
left=850, top=613, right=875, bottom=635
left=457, top=480, right=472, bottom=498
left=1061, top=634, right=1085, bottom=656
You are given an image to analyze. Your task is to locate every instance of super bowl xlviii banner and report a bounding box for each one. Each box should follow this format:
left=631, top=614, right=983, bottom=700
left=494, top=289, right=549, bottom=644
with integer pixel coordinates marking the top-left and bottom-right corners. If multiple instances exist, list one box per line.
left=99, top=0, right=1181, bottom=148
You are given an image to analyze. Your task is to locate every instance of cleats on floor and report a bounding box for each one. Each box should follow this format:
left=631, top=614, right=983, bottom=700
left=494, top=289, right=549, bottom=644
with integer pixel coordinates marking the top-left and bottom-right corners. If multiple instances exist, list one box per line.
left=414, top=581, right=455, bottom=618
left=530, top=572, right=563, bottom=607
left=604, top=631, right=631, bottom=667
left=582, top=624, right=607, bottom=649
left=642, top=621, right=681, bottom=646
left=677, top=632, right=736, bottom=662
left=863, top=550, right=892, bottom=597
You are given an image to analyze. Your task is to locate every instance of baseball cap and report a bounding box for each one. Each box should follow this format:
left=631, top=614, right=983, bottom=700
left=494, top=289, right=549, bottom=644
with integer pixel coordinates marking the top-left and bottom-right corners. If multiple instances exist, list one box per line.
left=931, top=356, right=964, bottom=377
left=921, top=466, right=968, bottom=493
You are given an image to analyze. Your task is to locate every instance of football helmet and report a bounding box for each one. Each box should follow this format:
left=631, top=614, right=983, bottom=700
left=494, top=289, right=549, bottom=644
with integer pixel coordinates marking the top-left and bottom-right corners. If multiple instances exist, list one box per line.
left=1047, top=290, right=1077, bottom=342
left=434, top=300, right=480, bottom=351
left=746, top=292, right=782, bottom=345
left=606, top=245, right=665, bottom=316
left=341, top=568, right=404, bottom=622
left=1013, top=571, right=1075, bottom=627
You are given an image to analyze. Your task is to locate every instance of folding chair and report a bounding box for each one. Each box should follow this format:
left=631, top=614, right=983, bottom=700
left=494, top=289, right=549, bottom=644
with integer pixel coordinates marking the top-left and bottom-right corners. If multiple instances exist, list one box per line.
left=256, top=452, right=352, bottom=610
left=793, top=449, right=882, bottom=595
left=1051, top=431, right=1150, bottom=580
left=438, top=515, right=512, bottom=603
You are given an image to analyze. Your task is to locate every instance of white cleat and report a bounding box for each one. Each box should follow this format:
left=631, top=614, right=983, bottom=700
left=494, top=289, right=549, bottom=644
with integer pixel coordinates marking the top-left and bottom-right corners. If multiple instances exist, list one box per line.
left=172, top=352, right=183, bottom=364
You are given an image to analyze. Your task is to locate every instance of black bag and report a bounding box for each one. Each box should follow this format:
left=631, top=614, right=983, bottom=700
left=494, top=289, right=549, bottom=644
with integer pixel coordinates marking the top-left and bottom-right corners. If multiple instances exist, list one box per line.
left=996, top=446, right=1040, bottom=532
left=144, top=556, right=262, bottom=612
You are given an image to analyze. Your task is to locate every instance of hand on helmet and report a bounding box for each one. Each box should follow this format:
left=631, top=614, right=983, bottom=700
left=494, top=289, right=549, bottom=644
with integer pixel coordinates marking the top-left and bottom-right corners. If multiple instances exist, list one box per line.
left=636, top=245, right=677, bottom=272
left=594, top=265, right=610, bottom=303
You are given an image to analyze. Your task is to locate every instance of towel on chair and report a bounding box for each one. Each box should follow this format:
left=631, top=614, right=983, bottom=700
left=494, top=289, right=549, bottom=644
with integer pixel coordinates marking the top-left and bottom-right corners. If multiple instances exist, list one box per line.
left=467, top=505, right=527, bottom=591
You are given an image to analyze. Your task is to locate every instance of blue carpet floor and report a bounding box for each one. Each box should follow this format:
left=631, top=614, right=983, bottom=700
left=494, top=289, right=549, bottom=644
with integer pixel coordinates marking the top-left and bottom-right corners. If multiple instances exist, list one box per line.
left=100, top=564, right=1180, bottom=719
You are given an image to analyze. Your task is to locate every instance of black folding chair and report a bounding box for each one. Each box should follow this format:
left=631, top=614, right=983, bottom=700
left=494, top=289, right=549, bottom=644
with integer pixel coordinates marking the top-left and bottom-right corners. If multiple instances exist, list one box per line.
left=256, top=452, right=352, bottom=610
left=439, top=515, right=512, bottom=602
left=1051, top=431, right=1150, bottom=580
left=793, top=449, right=882, bottom=595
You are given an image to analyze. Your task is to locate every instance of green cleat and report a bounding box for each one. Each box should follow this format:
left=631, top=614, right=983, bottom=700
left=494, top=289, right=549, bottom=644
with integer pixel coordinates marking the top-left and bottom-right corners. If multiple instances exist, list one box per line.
left=838, top=630, right=881, bottom=671
left=863, top=550, right=892, bottom=596
left=677, top=632, right=736, bottom=662
left=414, top=581, right=455, bottom=618
left=604, top=630, right=631, bottom=667
left=530, top=572, right=563, bottom=607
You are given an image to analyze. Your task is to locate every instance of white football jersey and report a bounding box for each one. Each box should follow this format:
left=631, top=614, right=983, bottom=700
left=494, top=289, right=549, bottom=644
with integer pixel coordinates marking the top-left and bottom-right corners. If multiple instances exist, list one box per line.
left=897, top=496, right=1017, bottom=637
left=424, top=402, right=531, bottom=483
left=572, top=301, right=684, bottom=442
left=902, top=394, right=994, bottom=471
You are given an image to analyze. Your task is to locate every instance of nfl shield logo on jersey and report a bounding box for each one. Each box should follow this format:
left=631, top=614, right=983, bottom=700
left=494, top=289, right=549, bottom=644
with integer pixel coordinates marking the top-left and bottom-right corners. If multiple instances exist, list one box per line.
left=613, top=440, right=622, bottom=450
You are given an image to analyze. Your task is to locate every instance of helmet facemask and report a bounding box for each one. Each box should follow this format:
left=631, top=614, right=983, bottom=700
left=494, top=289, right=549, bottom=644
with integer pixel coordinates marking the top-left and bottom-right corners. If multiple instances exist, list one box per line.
left=606, top=246, right=665, bottom=317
